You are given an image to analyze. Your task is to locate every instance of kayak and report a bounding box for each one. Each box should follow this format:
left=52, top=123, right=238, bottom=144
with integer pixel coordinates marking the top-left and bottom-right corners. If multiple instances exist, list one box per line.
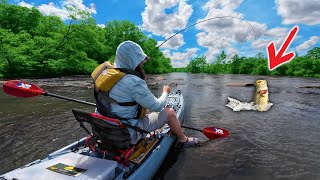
left=1, top=90, right=184, bottom=180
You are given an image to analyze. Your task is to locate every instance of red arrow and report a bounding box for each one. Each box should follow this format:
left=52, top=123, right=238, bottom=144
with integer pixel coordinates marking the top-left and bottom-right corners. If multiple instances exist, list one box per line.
left=267, top=26, right=299, bottom=70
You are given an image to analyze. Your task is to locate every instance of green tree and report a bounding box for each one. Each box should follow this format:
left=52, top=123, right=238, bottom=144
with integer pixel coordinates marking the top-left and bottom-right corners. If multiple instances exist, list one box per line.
left=142, top=38, right=172, bottom=73
left=230, top=55, right=241, bottom=74
left=255, top=52, right=265, bottom=58
left=104, top=20, right=146, bottom=60
left=0, top=3, right=42, bottom=34
left=216, top=50, right=226, bottom=64
left=307, top=47, right=320, bottom=59
left=187, top=56, right=207, bottom=73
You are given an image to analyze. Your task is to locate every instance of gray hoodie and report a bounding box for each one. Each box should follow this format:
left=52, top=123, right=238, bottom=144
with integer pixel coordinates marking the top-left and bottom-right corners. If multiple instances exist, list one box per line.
left=115, top=41, right=148, bottom=70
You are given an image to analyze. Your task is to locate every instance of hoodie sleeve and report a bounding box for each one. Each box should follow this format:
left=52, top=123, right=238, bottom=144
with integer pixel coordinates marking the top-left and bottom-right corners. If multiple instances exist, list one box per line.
left=130, top=79, right=168, bottom=112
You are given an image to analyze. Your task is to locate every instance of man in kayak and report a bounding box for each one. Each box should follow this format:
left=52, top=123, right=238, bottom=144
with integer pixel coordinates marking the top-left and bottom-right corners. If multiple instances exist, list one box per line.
left=95, top=41, right=199, bottom=148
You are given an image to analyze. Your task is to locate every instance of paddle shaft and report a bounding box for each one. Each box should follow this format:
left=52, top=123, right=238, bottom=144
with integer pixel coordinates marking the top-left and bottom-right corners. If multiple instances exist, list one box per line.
left=47, top=92, right=199, bottom=135
left=44, top=92, right=96, bottom=106
left=45, top=92, right=148, bottom=133
left=181, top=125, right=202, bottom=132
left=46, top=92, right=201, bottom=134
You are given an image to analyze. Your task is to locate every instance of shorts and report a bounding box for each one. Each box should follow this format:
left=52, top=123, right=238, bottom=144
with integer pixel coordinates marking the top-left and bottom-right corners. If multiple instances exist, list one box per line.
left=138, top=110, right=168, bottom=131
left=129, top=109, right=168, bottom=144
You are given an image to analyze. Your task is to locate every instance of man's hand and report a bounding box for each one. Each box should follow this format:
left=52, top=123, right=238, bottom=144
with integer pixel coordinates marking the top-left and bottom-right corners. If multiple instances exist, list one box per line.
left=163, top=85, right=171, bottom=93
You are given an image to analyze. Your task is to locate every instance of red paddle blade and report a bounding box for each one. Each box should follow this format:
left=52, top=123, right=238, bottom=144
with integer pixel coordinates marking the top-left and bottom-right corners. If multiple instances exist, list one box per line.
left=3, top=80, right=45, bottom=97
left=202, top=127, right=230, bottom=140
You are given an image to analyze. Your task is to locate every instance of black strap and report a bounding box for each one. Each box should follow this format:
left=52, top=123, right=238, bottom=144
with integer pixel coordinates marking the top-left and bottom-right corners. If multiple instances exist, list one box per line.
left=118, top=68, right=143, bottom=79
left=80, top=122, right=92, bottom=135
left=98, top=91, right=137, bottom=106
left=94, top=62, right=108, bottom=82
left=123, top=122, right=149, bottom=134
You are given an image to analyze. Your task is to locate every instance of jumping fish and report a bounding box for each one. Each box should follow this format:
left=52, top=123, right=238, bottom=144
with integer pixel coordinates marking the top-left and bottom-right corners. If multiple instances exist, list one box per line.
left=254, top=80, right=270, bottom=111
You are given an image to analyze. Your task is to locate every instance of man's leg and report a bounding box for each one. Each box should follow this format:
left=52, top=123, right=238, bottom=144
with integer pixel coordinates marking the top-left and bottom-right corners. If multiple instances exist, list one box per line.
left=140, top=108, right=198, bottom=144
left=163, top=108, right=188, bottom=142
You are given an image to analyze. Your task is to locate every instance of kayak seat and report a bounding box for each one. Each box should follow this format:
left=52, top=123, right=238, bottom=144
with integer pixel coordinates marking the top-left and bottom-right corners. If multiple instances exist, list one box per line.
left=72, top=108, right=132, bottom=151
left=72, top=108, right=136, bottom=166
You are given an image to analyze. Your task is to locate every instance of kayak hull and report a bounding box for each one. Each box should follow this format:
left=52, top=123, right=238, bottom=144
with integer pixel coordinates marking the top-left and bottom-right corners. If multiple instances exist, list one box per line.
left=1, top=91, right=184, bottom=180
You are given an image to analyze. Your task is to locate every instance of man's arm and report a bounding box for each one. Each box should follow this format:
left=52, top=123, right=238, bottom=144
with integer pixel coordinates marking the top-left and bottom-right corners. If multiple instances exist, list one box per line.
left=130, top=80, right=169, bottom=112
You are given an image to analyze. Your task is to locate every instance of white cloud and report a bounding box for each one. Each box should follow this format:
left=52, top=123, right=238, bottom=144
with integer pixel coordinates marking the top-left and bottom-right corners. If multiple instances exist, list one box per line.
left=264, top=27, right=288, bottom=37
left=18, top=1, right=33, bottom=8
left=62, top=0, right=96, bottom=14
left=97, top=24, right=105, bottom=28
left=203, top=0, right=243, bottom=10
left=141, top=0, right=193, bottom=36
left=195, top=0, right=269, bottom=60
left=251, top=27, right=301, bottom=51
left=162, top=49, right=171, bottom=57
left=296, top=36, right=320, bottom=52
left=163, top=48, right=198, bottom=63
left=197, top=0, right=268, bottom=42
left=18, top=0, right=96, bottom=21
left=252, top=37, right=287, bottom=50
left=226, top=48, right=238, bottom=59
left=171, top=60, right=189, bottom=68
left=196, top=31, right=233, bottom=49
left=141, top=0, right=192, bottom=50
left=252, top=39, right=272, bottom=49
left=157, top=33, right=185, bottom=50
left=205, top=48, right=221, bottom=62
left=163, top=48, right=199, bottom=68
left=276, top=0, right=320, bottom=25
left=38, top=3, right=70, bottom=20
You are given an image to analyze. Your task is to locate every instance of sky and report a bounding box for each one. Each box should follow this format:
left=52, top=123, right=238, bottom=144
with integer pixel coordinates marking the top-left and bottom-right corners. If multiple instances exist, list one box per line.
left=11, top=0, right=320, bottom=67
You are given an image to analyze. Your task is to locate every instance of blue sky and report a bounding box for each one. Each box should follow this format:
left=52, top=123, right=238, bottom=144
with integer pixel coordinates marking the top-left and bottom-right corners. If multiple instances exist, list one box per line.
left=12, top=0, right=320, bottom=67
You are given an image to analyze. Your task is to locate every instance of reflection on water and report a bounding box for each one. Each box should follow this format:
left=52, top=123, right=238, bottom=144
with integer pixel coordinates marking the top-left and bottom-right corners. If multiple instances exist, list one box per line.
left=1, top=73, right=320, bottom=179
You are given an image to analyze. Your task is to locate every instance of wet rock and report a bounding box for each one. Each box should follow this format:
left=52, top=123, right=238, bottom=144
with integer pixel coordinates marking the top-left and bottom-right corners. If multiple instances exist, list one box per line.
left=170, top=82, right=178, bottom=87
left=225, top=82, right=255, bottom=87
left=148, top=82, right=159, bottom=86
left=299, top=85, right=320, bottom=89
left=174, top=78, right=184, bottom=81
left=155, top=76, right=165, bottom=80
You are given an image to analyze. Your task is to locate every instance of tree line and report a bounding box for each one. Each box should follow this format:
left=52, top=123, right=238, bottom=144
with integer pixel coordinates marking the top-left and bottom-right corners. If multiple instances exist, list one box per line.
left=183, top=48, right=320, bottom=78
left=0, top=1, right=171, bottom=78
left=1, top=2, right=319, bottom=78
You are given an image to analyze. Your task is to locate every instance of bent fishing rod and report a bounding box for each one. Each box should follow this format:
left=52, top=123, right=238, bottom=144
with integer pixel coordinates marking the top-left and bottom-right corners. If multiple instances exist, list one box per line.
left=157, top=16, right=257, bottom=49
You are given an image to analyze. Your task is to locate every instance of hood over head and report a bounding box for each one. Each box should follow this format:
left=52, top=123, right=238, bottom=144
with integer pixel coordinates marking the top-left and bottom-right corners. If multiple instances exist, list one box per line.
left=114, top=41, right=148, bottom=70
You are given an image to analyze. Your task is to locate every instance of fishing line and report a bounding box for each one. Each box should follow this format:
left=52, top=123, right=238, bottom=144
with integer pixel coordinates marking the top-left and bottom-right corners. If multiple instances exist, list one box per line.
left=157, top=16, right=257, bottom=49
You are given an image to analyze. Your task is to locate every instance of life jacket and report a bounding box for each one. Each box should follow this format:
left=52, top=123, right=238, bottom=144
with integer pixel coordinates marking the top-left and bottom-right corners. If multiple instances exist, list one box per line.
left=91, top=61, right=146, bottom=120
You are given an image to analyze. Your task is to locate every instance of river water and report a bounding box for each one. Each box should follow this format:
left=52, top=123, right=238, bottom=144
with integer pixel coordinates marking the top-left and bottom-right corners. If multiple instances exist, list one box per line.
left=1, top=73, right=320, bottom=179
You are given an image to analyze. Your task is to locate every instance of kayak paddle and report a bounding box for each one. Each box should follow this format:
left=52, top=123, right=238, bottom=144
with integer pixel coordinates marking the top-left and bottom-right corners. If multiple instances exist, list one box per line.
left=3, top=80, right=230, bottom=140
left=181, top=125, right=230, bottom=140
left=2, top=80, right=96, bottom=106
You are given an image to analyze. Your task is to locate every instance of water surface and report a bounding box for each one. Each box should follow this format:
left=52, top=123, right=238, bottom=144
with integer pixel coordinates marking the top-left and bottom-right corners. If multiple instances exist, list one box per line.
left=1, top=73, right=320, bottom=179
